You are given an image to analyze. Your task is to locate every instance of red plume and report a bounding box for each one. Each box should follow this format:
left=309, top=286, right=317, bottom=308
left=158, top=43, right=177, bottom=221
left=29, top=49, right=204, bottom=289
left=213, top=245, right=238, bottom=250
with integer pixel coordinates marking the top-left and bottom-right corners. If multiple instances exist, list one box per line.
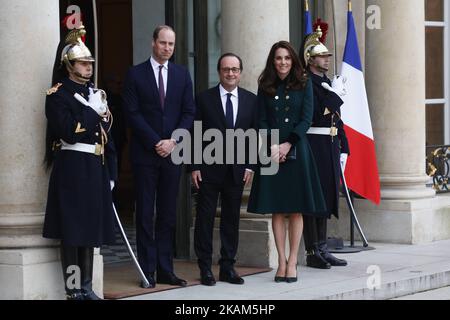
left=313, top=18, right=329, bottom=44
left=61, top=13, right=86, bottom=42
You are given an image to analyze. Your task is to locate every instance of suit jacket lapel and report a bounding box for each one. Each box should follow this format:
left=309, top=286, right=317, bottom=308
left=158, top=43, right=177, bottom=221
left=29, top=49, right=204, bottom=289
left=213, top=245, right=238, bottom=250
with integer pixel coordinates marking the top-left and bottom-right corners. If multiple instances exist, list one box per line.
left=214, top=85, right=227, bottom=129
left=166, top=62, right=176, bottom=108
left=235, top=87, right=245, bottom=128
left=146, top=60, right=160, bottom=102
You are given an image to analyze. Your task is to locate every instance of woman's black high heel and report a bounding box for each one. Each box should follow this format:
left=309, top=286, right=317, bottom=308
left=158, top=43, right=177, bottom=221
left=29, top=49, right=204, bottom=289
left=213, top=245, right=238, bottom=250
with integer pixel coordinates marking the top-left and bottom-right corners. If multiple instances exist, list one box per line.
left=274, top=260, right=288, bottom=282
left=286, top=263, right=298, bottom=283
left=286, top=274, right=297, bottom=283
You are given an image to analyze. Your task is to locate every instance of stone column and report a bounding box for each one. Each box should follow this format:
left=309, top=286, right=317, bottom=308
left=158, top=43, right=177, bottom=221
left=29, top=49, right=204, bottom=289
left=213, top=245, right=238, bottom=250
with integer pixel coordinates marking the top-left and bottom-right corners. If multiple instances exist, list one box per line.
left=329, top=0, right=447, bottom=244
left=0, top=0, right=104, bottom=299
left=366, top=0, right=433, bottom=200
left=221, top=0, right=290, bottom=93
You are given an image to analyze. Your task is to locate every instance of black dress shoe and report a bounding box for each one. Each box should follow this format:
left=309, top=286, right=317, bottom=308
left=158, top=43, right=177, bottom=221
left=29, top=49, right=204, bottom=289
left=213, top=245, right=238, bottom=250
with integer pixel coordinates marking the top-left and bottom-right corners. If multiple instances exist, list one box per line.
left=157, top=272, right=188, bottom=287
left=320, top=250, right=348, bottom=266
left=219, top=268, right=244, bottom=285
left=306, top=251, right=331, bottom=269
left=140, top=273, right=156, bottom=289
left=200, top=270, right=216, bottom=286
left=82, top=290, right=102, bottom=300
left=66, top=292, right=84, bottom=300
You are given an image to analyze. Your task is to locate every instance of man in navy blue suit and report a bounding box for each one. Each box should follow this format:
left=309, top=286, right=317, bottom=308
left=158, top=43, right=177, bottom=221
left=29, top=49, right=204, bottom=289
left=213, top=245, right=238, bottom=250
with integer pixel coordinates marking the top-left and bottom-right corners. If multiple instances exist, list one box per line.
left=191, top=53, right=257, bottom=286
left=122, top=25, right=195, bottom=288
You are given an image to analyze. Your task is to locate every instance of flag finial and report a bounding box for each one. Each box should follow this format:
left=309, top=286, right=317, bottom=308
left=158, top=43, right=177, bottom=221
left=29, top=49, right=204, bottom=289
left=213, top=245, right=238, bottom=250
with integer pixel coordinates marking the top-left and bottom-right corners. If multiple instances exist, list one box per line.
left=305, top=0, right=309, bottom=12
left=348, top=0, right=352, bottom=12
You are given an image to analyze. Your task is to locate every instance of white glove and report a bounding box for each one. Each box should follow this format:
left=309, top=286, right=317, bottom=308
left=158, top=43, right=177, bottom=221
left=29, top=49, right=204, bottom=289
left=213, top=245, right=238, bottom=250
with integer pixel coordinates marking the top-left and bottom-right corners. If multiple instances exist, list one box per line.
left=110, top=180, right=115, bottom=191
left=321, top=75, right=347, bottom=97
left=340, top=153, right=348, bottom=172
left=88, top=88, right=108, bottom=116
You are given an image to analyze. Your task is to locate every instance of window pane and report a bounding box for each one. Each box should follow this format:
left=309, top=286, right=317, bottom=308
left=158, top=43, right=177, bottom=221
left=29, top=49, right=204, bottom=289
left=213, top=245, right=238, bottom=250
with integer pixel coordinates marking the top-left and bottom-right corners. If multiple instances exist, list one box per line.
left=426, top=27, right=444, bottom=99
left=426, top=104, right=445, bottom=146
left=426, top=0, right=444, bottom=21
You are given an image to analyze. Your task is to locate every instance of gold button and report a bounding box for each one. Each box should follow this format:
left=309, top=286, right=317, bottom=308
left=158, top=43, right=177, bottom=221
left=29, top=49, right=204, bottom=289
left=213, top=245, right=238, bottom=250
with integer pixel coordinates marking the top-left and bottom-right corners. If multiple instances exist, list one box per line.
left=95, top=132, right=99, bottom=136
left=275, top=96, right=279, bottom=100
left=285, top=107, right=290, bottom=111
left=285, top=118, right=290, bottom=123
left=286, top=96, right=290, bottom=100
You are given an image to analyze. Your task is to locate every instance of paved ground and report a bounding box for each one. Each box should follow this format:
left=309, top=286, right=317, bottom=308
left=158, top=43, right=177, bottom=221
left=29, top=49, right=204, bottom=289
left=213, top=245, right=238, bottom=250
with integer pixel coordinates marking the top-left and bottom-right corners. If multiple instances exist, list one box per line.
left=123, top=240, right=450, bottom=300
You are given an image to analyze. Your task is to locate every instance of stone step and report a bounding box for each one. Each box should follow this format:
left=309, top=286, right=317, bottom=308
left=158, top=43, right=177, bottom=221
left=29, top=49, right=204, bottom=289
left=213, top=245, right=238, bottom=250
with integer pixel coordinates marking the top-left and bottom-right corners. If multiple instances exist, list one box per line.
left=316, top=262, right=450, bottom=300
left=132, top=240, right=450, bottom=301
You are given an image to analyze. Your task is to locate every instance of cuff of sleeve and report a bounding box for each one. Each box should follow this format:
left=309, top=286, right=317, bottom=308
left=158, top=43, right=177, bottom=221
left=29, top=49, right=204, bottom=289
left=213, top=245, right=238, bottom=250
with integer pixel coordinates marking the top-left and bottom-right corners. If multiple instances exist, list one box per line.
left=286, top=132, right=300, bottom=145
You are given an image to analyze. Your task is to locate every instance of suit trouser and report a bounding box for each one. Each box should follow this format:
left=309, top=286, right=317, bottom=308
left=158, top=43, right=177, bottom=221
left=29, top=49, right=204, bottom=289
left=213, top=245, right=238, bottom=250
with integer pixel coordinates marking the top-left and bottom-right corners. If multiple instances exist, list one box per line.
left=134, top=161, right=181, bottom=275
left=194, top=168, right=244, bottom=272
left=303, top=215, right=328, bottom=252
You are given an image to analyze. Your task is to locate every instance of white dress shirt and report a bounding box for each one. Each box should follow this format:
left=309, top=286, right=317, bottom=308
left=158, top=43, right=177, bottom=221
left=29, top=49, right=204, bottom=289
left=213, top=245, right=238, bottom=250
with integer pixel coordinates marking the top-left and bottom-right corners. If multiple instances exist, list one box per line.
left=150, top=56, right=168, bottom=95
left=219, top=84, right=239, bottom=126
left=219, top=85, right=253, bottom=173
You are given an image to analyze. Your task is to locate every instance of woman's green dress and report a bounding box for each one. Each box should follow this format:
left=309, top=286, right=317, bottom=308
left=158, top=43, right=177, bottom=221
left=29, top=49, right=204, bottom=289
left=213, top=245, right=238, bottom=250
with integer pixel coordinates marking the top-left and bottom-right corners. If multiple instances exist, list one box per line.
left=248, top=79, right=327, bottom=216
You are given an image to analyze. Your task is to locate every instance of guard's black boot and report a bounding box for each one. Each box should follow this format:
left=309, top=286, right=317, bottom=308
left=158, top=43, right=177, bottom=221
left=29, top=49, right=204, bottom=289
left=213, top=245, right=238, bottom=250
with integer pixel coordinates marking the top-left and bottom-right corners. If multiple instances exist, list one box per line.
left=318, top=243, right=347, bottom=266
left=60, top=245, right=84, bottom=300
left=79, top=247, right=102, bottom=300
left=306, top=244, right=331, bottom=269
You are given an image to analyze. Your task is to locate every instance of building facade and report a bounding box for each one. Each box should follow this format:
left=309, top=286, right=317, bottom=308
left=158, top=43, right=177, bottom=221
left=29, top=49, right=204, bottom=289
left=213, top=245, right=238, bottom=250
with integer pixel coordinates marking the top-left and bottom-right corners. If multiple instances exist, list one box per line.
left=0, top=0, right=449, bottom=300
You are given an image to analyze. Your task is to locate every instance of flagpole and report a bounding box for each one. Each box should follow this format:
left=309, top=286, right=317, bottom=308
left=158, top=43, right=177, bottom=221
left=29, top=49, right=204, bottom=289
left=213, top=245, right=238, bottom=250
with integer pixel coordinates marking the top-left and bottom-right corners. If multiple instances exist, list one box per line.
left=92, top=0, right=99, bottom=88
left=331, top=0, right=338, bottom=76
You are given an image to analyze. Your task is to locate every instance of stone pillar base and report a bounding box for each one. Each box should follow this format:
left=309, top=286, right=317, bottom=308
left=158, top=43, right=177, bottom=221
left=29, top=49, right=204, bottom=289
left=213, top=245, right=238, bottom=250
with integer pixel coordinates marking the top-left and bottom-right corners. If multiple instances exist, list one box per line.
left=190, top=217, right=306, bottom=269
left=0, top=247, right=104, bottom=300
left=328, top=194, right=450, bottom=244
left=0, top=248, right=63, bottom=300
left=93, top=248, right=104, bottom=299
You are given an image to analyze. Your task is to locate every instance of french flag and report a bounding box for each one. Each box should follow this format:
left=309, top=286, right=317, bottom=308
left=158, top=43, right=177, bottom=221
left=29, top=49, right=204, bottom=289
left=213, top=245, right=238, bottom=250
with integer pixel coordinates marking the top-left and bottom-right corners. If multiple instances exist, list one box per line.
left=304, top=0, right=313, bottom=35
left=340, top=7, right=381, bottom=204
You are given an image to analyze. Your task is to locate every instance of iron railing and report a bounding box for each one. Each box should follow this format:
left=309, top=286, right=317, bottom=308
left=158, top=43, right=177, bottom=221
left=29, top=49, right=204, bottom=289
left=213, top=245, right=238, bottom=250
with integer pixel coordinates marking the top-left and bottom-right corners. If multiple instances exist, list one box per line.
left=426, top=145, right=450, bottom=193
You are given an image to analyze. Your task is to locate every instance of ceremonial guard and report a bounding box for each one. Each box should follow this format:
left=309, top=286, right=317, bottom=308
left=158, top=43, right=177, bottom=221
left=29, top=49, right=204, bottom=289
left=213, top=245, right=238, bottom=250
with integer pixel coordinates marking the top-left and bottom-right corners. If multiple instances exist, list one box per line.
left=43, top=25, right=117, bottom=300
left=302, top=24, right=349, bottom=269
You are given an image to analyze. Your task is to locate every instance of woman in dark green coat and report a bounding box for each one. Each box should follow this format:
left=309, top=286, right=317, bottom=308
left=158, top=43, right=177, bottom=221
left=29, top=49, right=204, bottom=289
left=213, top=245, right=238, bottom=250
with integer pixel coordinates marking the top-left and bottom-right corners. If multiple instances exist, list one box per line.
left=248, top=41, right=326, bottom=283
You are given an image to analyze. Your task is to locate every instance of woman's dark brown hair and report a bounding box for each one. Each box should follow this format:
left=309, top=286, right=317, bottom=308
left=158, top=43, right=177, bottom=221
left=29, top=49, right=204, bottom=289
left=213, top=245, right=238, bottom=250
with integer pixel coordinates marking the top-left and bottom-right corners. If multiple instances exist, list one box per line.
left=258, top=41, right=308, bottom=96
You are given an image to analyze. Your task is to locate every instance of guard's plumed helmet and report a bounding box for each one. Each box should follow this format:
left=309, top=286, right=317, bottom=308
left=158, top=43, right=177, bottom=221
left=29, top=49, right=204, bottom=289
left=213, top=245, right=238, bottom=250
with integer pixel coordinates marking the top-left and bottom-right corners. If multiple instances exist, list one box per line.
left=61, top=25, right=95, bottom=65
left=60, top=25, right=95, bottom=83
left=303, top=26, right=332, bottom=66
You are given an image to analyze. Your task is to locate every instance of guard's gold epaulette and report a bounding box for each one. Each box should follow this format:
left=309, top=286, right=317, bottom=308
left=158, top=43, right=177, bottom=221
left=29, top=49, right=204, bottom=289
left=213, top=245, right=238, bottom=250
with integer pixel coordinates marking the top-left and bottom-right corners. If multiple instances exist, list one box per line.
left=46, top=83, right=63, bottom=96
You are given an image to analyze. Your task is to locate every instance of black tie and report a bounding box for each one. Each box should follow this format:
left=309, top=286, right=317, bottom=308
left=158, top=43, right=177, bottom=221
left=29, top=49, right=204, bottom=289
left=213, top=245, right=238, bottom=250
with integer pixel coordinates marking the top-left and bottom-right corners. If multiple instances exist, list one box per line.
left=225, top=93, right=234, bottom=129
left=158, top=65, right=165, bottom=109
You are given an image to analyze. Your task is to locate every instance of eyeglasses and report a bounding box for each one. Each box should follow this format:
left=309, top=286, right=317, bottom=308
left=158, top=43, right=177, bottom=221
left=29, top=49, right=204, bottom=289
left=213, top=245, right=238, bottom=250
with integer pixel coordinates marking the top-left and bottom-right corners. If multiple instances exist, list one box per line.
left=221, top=67, right=241, bottom=74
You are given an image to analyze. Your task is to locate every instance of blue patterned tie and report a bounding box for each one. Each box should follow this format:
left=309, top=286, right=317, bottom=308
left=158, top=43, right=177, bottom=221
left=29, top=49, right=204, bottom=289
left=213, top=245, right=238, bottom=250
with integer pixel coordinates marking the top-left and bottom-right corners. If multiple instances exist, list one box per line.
left=225, top=93, right=234, bottom=129
left=158, top=65, right=165, bottom=109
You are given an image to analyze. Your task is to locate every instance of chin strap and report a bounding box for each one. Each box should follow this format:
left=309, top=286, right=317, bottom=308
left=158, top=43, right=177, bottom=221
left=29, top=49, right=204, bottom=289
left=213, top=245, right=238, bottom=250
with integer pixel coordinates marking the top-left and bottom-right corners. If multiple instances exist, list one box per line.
left=64, top=61, right=92, bottom=84
left=309, top=60, right=329, bottom=74
left=73, top=71, right=92, bottom=83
